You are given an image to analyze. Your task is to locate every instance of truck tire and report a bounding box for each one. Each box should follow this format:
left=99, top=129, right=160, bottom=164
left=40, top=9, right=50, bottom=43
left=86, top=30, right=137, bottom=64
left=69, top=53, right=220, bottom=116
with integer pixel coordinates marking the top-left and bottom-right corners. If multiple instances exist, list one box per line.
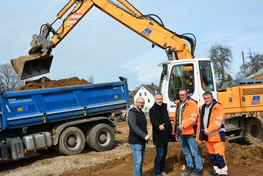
left=243, top=117, right=263, bottom=144
left=86, top=124, right=114, bottom=152
left=54, top=126, right=85, bottom=155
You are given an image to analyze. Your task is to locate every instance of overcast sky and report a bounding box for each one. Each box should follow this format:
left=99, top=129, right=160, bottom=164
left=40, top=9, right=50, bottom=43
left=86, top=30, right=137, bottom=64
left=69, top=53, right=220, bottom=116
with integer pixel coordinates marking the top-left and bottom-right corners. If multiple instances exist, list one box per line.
left=1, top=0, right=262, bottom=90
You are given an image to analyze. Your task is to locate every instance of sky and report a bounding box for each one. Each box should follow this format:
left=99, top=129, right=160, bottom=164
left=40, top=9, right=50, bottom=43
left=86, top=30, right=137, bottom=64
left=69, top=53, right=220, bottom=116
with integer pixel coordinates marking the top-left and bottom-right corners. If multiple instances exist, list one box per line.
left=1, top=0, right=263, bottom=91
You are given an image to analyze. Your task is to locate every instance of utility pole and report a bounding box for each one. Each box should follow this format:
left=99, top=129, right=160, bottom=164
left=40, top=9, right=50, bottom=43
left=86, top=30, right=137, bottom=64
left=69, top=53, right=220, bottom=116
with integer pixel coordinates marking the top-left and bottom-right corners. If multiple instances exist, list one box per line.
left=241, top=51, right=246, bottom=78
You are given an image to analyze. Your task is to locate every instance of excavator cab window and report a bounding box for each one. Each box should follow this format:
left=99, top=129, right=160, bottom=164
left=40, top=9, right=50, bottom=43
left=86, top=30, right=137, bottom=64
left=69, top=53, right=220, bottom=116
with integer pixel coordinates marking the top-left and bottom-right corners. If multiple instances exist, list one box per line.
left=168, top=64, right=194, bottom=101
left=199, top=61, right=215, bottom=91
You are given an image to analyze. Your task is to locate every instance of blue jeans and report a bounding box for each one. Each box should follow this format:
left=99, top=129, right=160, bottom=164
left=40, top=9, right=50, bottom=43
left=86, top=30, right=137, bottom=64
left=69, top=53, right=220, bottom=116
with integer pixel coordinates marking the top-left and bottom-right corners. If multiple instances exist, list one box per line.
left=179, top=135, right=203, bottom=172
left=130, top=144, right=146, bottom=176
left=154, top=145, right=167, bottom=175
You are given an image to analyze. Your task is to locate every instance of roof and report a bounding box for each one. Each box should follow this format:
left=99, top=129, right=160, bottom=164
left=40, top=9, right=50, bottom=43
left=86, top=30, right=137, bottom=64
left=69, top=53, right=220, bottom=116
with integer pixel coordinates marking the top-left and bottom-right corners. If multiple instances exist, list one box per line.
left=220, top=79, right=263, bottom=89
left=246, top=68, right=263, bottom=79
left=140, top=83, right=158, bottom=96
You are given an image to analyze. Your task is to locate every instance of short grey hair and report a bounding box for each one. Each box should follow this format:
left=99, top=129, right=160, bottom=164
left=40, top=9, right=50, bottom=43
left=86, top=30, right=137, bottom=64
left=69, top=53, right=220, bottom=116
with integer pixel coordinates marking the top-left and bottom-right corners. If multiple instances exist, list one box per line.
left=154, top=93, right=163, bottom=98
left=203, top=91, right=213, bottom=97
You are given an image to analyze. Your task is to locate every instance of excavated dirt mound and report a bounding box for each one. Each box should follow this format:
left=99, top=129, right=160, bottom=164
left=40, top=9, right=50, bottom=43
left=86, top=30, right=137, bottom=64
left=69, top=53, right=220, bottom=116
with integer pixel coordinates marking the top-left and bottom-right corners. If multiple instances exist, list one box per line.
left=65, top=142, right=263, bottom=176
left=63, top=123, right=263, bottom=176
left=17, top=77, right=92, bottom=91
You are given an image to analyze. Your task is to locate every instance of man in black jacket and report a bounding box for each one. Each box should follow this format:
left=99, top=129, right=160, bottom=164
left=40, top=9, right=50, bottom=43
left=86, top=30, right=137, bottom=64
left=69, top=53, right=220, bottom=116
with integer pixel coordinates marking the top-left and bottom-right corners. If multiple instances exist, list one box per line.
left=128, top=97, right=151, bottom=176
left=150, top=93, right=174, bottom=176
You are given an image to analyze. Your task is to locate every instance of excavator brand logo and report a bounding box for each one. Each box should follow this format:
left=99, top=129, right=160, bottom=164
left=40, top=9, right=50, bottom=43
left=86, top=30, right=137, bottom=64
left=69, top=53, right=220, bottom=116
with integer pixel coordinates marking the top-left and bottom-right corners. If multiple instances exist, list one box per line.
left=251, top=96, right=260, bottom=105
left=141, top=28, right=152, bottom=37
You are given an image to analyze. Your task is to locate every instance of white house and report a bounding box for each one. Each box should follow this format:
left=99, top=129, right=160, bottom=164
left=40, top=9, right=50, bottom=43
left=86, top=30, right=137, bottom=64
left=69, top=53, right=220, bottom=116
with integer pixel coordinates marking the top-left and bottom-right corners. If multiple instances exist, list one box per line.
left=133, top=83, right=158, bottom=116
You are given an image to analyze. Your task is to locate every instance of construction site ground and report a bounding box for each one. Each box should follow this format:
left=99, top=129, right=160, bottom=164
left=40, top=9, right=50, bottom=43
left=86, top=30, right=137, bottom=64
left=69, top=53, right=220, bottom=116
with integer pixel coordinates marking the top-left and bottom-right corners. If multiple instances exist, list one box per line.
left=0, top=77, right=262, bottom=176
left=0, top=121, right=263, bottom=176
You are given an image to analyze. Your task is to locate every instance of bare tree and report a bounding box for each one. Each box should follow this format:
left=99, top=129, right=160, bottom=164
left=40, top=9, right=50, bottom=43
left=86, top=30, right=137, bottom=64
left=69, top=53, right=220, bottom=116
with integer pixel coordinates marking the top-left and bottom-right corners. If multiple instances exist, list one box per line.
left=238, top=49, right=263, bottom=78
left=134, top=86, right=140, bottom=92
left=209, top=44, right=233, bottom=88
left=225, top=74, right=233, bottom=82
left=88, top=76, right=94, bottom=83
left=0, top=63, right=24, bottom=92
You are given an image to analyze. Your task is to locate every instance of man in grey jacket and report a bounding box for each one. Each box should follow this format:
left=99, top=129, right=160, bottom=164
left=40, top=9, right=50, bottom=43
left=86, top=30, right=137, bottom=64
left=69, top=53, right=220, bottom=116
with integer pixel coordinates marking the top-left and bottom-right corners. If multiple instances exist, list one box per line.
left=128, top=97, right=151, bottom=176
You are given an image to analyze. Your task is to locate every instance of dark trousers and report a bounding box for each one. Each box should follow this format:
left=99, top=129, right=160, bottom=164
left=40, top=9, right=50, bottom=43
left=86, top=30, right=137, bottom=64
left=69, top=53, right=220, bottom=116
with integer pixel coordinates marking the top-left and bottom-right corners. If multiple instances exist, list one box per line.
left=154, top=145, right=168, bottom=175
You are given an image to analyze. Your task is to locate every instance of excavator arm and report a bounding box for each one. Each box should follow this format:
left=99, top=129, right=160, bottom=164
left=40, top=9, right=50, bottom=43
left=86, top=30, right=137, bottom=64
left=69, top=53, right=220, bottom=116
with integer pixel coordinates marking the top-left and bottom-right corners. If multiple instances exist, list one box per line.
left=11, top=0, right=196, bottom=80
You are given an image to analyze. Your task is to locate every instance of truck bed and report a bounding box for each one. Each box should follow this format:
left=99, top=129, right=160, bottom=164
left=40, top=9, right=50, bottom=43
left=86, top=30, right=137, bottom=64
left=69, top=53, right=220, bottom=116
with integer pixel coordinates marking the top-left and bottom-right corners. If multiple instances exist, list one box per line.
left=0, top=80, right=129, bottom=130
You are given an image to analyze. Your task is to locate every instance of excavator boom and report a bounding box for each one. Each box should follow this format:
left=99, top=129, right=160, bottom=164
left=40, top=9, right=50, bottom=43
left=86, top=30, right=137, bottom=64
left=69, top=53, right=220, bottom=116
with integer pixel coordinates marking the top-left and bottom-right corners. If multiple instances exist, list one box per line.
left=11, top=0, right=196, bottom=80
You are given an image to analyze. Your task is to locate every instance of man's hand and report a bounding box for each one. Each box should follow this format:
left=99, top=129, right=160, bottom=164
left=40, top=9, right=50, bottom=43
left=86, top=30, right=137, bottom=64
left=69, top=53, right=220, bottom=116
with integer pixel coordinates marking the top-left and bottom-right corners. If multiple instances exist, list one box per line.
left=178, top=123, right=184, bottom=131
left=159, top=123, right=165, bottom=131
left=203, top=129, right=210, bottom=135
left=145, top=134, right=151, bottom=141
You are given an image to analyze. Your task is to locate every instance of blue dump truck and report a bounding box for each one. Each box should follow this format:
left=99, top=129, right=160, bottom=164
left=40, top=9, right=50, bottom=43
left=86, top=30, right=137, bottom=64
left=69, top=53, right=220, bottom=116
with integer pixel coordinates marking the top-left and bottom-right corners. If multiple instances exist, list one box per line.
left=0, top=77, right=129, bottom=160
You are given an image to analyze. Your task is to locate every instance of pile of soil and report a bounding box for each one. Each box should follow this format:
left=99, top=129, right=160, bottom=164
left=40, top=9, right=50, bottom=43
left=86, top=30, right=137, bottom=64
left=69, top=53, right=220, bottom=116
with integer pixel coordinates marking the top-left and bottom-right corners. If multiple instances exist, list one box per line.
left=66, top=142, right=263, bottom=176
left=64, top=122, right=263, bottom=176
left=17, top=77, right=92, bottom=91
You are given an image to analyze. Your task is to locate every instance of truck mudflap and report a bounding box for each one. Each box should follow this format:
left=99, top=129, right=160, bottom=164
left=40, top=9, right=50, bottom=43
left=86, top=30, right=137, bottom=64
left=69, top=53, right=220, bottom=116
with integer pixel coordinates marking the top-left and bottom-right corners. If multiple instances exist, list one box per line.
left=0, top=142, right=9, bottom=160
left=6, top=137, right=25, bottom=160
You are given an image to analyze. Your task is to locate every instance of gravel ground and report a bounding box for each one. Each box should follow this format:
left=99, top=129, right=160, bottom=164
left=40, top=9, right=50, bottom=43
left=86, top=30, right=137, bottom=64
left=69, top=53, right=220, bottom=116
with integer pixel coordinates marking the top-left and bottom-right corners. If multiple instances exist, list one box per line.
left=1, top=122, right=263, bottom=176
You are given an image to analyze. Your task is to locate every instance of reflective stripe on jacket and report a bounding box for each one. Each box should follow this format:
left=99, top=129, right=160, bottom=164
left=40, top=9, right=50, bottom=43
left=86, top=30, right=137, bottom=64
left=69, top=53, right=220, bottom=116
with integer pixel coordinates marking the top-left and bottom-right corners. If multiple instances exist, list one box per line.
left=196, top=99, right=226, bottom=142
left=172, top=97, right=198, bottom=135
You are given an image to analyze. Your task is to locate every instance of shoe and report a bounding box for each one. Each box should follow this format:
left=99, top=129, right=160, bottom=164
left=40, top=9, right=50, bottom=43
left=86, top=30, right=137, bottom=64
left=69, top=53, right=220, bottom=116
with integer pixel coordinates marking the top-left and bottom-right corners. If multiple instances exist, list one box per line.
left=181, top=168, right=194, bottom=176
left=161, top=172, right=168, bottom=176
left=193, top=171, right=202, bottom=176
left=218, top=174, right=227, bottom=176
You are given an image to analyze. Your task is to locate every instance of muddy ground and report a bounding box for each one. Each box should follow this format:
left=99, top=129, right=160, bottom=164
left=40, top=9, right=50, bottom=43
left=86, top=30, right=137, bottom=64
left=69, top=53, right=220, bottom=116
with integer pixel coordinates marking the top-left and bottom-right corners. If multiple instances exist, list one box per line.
left=0, top=122, right=263, bottom=176
left=1, top=77, right=262, bottom=176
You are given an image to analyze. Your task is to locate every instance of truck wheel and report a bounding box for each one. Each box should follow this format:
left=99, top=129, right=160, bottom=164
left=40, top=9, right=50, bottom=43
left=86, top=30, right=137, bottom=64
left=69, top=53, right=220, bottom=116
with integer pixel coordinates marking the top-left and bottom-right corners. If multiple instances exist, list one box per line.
left=244, top=117, right=263, bottom=144
left=54, top=126, right=85, bottom=155
left=87, top=124, right=114, bottom=152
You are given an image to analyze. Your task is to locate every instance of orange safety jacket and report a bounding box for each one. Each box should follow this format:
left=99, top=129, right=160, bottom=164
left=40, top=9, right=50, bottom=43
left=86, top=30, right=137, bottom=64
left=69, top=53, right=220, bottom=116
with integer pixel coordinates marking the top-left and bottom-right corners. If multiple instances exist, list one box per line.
left=200, top=71, right=206, bottom=87
left=196, top=99, right=226, bottom=142
left=172, top=97, right=198, bottom=136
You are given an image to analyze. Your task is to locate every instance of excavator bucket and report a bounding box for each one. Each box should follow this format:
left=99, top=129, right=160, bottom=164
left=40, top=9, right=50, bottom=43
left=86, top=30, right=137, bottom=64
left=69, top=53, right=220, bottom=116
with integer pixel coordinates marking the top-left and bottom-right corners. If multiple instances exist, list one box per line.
left=10, top=54, right=53, bottom=80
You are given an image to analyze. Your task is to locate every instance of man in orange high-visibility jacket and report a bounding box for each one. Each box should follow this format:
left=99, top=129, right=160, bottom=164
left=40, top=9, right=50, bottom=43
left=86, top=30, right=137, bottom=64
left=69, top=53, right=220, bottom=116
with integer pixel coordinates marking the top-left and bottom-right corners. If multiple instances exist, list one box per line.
left=173, top=89, right=203, bottom=176
left=196, top=91, right=228, bottom=176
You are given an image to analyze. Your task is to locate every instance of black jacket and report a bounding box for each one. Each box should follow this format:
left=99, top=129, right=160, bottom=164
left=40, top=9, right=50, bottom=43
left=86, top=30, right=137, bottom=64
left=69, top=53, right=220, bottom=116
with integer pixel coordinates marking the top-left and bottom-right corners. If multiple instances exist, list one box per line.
left=128, top=107, right=148, bottom=145
left=149, top=102, right=173, bottom=146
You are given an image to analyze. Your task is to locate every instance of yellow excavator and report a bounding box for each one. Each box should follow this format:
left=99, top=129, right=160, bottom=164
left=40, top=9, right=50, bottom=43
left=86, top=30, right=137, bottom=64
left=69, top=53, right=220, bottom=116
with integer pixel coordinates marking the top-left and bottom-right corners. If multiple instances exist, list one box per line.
left=11, top=0, right=196, bottom=80
left=11, top=0, right=263, bottom=145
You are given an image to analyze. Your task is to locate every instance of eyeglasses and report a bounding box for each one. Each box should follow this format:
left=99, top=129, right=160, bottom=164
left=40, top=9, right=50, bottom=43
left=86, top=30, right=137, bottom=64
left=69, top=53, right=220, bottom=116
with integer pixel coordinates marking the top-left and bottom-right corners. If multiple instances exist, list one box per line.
left=137, top=101, right=145, bottom=104
left=179, top=94, right=187, bottom=97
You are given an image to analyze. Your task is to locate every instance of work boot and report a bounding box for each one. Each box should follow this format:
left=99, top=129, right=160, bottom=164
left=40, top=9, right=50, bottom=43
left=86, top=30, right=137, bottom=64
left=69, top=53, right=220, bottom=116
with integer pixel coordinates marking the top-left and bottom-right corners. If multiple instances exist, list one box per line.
left=193, top=171, right=202, bottom=176
left=181, top=168, right=194, bottom=176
